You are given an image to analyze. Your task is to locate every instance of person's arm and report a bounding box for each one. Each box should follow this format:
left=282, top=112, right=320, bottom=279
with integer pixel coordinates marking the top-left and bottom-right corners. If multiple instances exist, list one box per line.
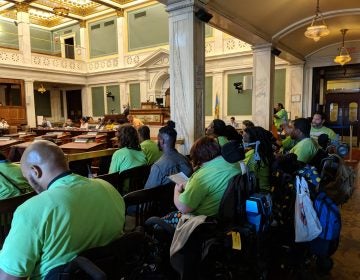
left=173, top=183, right=193, bottom=214
left=0, top=269, right=26, bottom=280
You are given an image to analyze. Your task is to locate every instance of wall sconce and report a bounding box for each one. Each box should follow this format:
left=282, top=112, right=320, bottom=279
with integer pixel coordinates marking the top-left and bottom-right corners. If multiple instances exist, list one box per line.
left=37, top=84, right=46, bottom=94
left=106, top=91, right=115, bottom=101
left=234, top=82, right=243, bottom=94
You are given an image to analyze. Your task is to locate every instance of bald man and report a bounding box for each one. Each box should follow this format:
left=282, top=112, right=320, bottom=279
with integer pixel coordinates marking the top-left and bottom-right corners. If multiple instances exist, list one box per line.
left=0, top=140, right=125, bottom=280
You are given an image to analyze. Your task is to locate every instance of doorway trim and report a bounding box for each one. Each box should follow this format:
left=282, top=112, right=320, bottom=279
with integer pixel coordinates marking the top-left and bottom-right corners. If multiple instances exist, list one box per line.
left=60, top=33, right=76, bottom=59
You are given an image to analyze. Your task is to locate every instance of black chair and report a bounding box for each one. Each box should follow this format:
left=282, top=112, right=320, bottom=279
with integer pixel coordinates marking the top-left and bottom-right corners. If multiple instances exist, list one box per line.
left=0, top=191, right=36, bottom=246
left=123, top=183, right=175, bottom=228
left=45, top=231, right=146, bottom=280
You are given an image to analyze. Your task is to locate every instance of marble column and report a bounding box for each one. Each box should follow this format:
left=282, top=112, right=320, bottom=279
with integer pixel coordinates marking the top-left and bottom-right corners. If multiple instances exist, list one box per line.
left=251, top=44, right=275, bottom=130
left=79, top=21, right=87, bottom=61
left=119, top=82, right=128, bottom=108
left=140, top=80, right=148, bottom=102
left=285, top=64, right=304, bottom=120
left=81, top=86, right=92, bottom=117
left=116, top=9, right=125, bottom=68
left=303, top=65, right=313, bottom=118
left=24, top=80, right=36, bottom=127
left=16, top=4, right=31, bottom=64
left=167, top=0, right=205, bottom=154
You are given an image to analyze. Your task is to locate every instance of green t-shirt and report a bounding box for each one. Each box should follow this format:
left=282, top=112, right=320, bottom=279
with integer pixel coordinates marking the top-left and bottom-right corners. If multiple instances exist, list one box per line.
left=217, top=136, right=228, bottom=147
left=310, top=126, right=337, bottom=142
left=140, top=140, right=162, bottom=165
left=0, top=173, right=125, bottom=279
left=289, top=138, right=319, bottom=163
left=109, top=147, right=147, bottom=173
left=179, top=156, right=240, bottom=217
left=0, top=161, right=32, bottom=199
left=243, top=149, right=270, bottom=192
left=274, top=109, right=288, bottom=129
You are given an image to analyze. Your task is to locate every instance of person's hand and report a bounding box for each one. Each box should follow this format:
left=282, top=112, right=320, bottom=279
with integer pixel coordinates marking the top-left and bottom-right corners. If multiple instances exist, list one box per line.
left=175, top=183, right=185, bottom=193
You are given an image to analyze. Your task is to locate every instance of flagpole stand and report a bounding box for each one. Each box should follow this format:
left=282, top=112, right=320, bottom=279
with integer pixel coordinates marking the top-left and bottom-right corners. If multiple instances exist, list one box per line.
left=345, top=124, right=357, bottom=163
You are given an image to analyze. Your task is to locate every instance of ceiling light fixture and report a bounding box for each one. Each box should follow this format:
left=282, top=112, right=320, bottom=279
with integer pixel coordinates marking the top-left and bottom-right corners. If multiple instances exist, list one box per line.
left=304, top=0, right=330, bottom=42
left=334, top=29, right=351, bottom=66
left=37, top=84, right=46, bottom=94
left=53, top=1, right=69, bottom=17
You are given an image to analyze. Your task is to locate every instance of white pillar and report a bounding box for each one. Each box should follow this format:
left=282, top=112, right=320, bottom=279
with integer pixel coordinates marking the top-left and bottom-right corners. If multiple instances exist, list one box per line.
left=140, top=80, right=148, bottom=103
left=81, top=86, right=92, bottom=117
left=24, top=80, right=36, bottom=127
left=119, top=82, right=127, bottom=108
left=79, top=21, right=87, bottom=61
left=16, top=4, right=31, bottom=64
left=285, top=64, right=304, bottom=120
left=303, top=65, right=313, bottom=118
left=167, top=0, right=205, bottom=154
left=252, top=44, right=275, bottom=129
left=116, top=10, right=125, bottom=68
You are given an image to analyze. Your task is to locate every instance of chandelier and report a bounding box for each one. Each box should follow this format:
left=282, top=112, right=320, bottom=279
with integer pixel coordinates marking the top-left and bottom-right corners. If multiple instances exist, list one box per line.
left=304, top=0, right=330, bottom=42
left=53, top=1, right=69, bottom=17
left=334, top=29, right=351, bottom=66
left=37, top=84, right=46, bottom=94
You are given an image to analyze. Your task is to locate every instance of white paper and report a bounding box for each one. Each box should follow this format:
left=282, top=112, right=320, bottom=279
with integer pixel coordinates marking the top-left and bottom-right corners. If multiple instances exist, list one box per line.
left=168, top=172, right=189, bottom=185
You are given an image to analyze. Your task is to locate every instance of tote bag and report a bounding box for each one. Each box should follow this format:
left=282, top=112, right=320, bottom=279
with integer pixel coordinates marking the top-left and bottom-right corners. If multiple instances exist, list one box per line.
left=294, top=176, right=322, bottom=242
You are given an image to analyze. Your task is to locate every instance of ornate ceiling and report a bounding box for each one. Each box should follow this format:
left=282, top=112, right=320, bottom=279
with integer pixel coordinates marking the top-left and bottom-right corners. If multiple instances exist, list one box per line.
left=0, top=0, right=140, bottom=28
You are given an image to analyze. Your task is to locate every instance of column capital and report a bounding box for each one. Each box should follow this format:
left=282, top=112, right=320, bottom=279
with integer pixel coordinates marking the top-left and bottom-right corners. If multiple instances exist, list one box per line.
left=166, top=0, right=203, bottom=13
left=79, top=20, right=86, bottom=28
left=251, top=43, right=272, bottom=52
left=116, top=8, right=124, bottom=17
left=16, top=3, right=29, bottom=13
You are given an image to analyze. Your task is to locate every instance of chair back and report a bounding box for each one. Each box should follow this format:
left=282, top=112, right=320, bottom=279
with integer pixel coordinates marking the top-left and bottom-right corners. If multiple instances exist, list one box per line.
left=45, top=231, right=146, bottom=280
left=124, top=183, right=175, bottom=227
left=0, top=191, right=36, bottom=246
left=118, top=165, right=151, bottom=195
left=95, top=172, right=121, bottom=190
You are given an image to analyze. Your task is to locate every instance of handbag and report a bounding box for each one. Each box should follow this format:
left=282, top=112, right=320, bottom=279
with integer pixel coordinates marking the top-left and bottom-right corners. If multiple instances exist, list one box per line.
left=294, top=176, right=322, bottom=242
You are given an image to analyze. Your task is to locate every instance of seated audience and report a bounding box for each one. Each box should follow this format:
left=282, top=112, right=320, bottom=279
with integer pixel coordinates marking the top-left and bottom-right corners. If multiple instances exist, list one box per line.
left=41, top=117, right=52, bottom=128
left=138, top=125, right=162, bottom=165
left=273, top=103, right=288, bottom=130
left=0, top=152, right=32, bottom=199
left=109, top=124, right=147, bottom=173
left=174, top=136, right=240, bottom=217
left=145, top=126, right=192, bottom=189
left=95, top=117, right=105, bottom=130
left=242, top=120, right=255, bottom=130
left=127, top=114, right=144, bottom=129
left=229, top=116, right=239, bottom=128
left=243, top=126, right=274, bottom=193
left=105, top=119, right=115, bottom=130
left=288, top=118, right=319, bottom=163
left=310, top=112, right=337, bottom=142
left=225, top=125, right=242, bottom=141
left=206, top=119, right=228, bottom=146
left=79, top=117, right=89, bottom=129
left=0, top=140, right=125, bottom=279
left=62, top=118, right=74, bottom=128
left=0, top=118, right=9, bottom=129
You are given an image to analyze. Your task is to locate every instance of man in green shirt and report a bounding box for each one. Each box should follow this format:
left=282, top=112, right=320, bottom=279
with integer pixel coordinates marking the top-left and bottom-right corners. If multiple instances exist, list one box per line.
left=0, top=140, right=125, bottom=279
left=310, top=112, right=337, bottom=142
left=289, top=118, right=319, bottom=163
left=273, top=103, right=288, bottom=130
left=138, top=125, right=162, bottom=165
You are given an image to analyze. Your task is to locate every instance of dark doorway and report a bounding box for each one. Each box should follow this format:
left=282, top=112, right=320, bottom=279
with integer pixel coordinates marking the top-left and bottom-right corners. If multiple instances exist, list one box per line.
left=64, top=37, right=75, bottom=59
left=66, top=90, right=82, bottom=122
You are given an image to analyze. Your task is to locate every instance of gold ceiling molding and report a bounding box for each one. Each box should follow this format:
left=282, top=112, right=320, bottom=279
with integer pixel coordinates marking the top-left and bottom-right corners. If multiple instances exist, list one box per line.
left=16, top=3, right=30, bottom=13
left=112, top=0, right=135, bottom=4
left=79, top=20, right=86, bottom=28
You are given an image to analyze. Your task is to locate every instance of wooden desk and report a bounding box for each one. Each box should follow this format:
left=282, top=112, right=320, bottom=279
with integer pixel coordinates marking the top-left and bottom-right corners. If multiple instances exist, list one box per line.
left=129, top=108, right=170, bottom=125
left=60, top=142, right=107, bottom=154
left=72, top=134, right=107, bottom=143
left=8, top=141, right=32, bottom=162
left=0, top=139, right=23, bottom=158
